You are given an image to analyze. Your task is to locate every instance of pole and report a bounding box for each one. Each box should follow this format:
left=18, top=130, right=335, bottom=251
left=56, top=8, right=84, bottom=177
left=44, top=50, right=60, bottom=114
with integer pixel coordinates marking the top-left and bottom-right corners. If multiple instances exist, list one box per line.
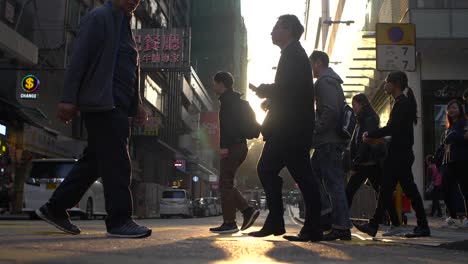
left=395, top=183, right=403, bottom=224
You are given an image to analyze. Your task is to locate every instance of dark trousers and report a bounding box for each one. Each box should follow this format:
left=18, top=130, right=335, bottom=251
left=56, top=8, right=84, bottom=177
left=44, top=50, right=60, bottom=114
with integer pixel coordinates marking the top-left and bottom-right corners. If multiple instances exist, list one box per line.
left=48, top=109, right=133, bottom=228
left=372, top=151, right=428, bottom=227
left=430, top=186, right=442, bottom=217
left=346, top=164, right=384, bottom=223
left=442, top=161, right=468, bottom=218
left=346, top=163, right=381, bottom=208
left=257, top=140, right=321, bottom=235
left=220, top=143, right=249, bottom=223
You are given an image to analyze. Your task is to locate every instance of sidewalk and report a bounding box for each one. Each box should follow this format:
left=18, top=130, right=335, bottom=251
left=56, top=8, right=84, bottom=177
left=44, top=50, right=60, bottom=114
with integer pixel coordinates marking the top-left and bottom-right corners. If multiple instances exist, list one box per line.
left=288, top=204, right=468, bottom=249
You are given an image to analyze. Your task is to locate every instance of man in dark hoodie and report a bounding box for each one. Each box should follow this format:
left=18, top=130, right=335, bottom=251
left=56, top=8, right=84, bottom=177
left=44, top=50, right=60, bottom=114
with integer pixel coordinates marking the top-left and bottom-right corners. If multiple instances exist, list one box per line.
left=209, top=71, right=260, bottom=234
left=249, top=15, right=322, bottom=242
left=310, top=50, right=352, bottom=241
left=35, top=0, right=151, bottom=239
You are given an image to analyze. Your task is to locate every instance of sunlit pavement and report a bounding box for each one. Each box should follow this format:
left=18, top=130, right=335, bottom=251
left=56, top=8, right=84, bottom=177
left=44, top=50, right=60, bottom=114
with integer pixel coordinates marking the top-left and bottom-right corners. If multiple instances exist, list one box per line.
left=1, top=211, right=467, bottom=264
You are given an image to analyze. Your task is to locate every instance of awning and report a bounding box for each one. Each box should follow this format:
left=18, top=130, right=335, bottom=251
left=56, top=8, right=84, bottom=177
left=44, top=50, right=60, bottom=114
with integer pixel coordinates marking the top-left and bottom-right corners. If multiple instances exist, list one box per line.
left=0, top=97, right=47, bottom=128
left=0, top=21, right=38, bottom=65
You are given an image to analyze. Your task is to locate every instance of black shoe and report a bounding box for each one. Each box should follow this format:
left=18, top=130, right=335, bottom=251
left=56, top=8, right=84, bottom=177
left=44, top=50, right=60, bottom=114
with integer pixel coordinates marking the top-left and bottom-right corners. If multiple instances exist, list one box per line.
left=353, top=222, right=378, bottom=237
left=404, top=226, right=431, bottom=238
left=210, top=222, right=239, bottom=234
left=241, top=207, right=260, bottom=231
left=284, top=232, right=322, bottom=242
left=36, top=205, right=81, bottom=235
left=323, top=229, right=352, bottom=241
left=106, top=220, right=152, bottom=238
left=248, top=226, right=286, bottom=237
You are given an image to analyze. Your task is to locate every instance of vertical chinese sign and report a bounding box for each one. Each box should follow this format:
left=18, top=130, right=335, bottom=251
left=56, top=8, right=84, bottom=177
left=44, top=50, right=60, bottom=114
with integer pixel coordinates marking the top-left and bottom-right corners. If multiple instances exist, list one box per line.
left=133, top=28, right=190, bottom=70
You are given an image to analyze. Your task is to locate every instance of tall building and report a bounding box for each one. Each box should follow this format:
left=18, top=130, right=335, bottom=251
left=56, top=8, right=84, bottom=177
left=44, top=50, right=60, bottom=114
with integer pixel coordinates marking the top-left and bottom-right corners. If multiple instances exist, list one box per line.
left=190, top=0, right=248, bottom=101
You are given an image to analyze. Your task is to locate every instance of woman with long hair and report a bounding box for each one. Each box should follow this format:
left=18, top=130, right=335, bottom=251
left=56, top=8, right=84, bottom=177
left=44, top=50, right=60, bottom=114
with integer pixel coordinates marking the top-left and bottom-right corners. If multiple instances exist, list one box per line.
left=440, top=99, right=468, bottom=228
left=346, top=94, right=382, bottom=210
left=355, top=71, right=431, bottom=238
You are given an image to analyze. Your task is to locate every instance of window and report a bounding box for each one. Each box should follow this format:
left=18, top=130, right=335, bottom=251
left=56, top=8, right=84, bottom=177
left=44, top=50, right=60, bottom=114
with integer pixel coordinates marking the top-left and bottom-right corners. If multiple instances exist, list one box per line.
left=145, top=75, right=163, bottom=112
left=29, top=161, right=75, bottom=180
left=162, top=191, right=186, bottom=199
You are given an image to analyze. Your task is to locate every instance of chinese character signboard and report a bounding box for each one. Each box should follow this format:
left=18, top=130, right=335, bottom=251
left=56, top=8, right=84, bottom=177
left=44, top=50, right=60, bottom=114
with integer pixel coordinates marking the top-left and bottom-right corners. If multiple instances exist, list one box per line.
left=133, top=28, right=190, bottom=71
left=376, top=23, right=416, bottom=71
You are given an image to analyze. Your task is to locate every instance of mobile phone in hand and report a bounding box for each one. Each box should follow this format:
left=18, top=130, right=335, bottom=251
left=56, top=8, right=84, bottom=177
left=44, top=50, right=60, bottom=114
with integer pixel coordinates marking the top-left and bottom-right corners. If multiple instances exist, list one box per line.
left=248, top=83, right=257, bottom=91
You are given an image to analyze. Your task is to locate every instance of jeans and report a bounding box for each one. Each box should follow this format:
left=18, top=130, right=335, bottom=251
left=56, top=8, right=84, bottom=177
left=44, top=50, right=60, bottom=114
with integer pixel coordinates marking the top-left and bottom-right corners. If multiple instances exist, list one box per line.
left=257, top=140, right=321, bottom=235
left=431, top=186, right=442, bottom=217
left=48, top=108, right=133, bottom=229
left=219, top=143, right=249, bottom=223
left=312, top=143, right=352, bottom=230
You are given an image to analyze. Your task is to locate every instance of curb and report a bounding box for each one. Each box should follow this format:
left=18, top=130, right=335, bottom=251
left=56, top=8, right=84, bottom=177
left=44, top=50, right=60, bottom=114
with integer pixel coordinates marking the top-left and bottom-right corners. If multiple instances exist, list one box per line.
left=0, top=214, right=30, bottom=220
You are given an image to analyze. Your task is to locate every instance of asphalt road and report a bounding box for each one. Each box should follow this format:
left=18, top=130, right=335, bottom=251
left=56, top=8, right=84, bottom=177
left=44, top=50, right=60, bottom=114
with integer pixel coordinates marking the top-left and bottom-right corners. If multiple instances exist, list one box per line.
left=1, top=211, right=467, bottom=264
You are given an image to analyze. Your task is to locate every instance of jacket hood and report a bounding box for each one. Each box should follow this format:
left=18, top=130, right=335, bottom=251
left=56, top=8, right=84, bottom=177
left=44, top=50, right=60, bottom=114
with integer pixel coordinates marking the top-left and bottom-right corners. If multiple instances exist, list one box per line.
left=319, top=67, right=343, bottom=84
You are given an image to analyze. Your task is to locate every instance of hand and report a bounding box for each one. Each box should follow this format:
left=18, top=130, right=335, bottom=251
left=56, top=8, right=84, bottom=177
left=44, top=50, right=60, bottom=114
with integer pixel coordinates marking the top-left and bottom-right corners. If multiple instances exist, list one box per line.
left=261, top=99, right=270, bottom=111
left=362, top=132, right=370, bottom=143
left=135, top=105, right=148, bottom=126
left=220, top=148, right=229, bottom=158
left=57, top=103, right=78, bottom=124
left=349, top=170, right=357, bottom=176
left=464, top=131, right=468, bottom=140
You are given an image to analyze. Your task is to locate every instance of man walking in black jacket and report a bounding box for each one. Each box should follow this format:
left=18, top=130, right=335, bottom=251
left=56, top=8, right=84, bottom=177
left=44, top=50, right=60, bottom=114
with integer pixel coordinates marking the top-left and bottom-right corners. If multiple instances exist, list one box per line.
left=35, top=0, right=151, bottom=238
left=209, top=72, right=260, bottom=234
left=249, top=15, right=322, bottom=242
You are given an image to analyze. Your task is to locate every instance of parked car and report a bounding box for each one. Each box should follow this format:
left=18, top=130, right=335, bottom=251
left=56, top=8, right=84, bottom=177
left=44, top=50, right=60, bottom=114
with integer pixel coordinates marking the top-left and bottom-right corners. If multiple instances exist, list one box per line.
left=22, top=159, right=106, bottom=220
left=193, top=198, right=211, bottom=217
left=159, top=189, right=193, bottom=218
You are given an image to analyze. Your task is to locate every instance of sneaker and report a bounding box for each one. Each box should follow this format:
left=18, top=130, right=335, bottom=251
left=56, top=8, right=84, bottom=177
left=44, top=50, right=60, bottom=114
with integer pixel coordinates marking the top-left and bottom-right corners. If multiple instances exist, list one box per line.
left=382, top=225, right=404, bottom=237
left=353, top=222, right=378, bottom=237
left=210, top=222, right=239, bottom=234
left=404, top=226, right=431, bottom=238
left=241, top=207, right=260, bottom=231
left=35, top=205, right=81, bottom=235
left=322, top=229, right=352, bottom=241
left=462, top=218, right=468, bottom=229
left=441, top=217, right=457, bottom=228
left=106, top=220, right=152, bottom=238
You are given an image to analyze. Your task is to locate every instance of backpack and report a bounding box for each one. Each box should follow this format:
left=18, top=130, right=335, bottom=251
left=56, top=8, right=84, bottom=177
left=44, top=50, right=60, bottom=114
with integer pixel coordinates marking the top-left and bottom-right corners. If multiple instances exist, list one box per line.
left=238, top=99, right=261, bottom=139
left=337, top=102, right=356, bottom=140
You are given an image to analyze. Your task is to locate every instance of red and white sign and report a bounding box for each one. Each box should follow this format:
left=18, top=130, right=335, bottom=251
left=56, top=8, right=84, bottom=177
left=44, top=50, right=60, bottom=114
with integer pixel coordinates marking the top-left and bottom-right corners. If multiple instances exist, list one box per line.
left=133, top=28, right=190, bottom=70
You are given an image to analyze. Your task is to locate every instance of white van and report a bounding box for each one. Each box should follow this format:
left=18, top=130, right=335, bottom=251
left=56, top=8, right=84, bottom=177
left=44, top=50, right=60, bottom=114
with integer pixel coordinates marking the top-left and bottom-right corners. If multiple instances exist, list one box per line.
left=22, top=159, right=106, bottom=219
left=159, top=189, right=193, bottom=218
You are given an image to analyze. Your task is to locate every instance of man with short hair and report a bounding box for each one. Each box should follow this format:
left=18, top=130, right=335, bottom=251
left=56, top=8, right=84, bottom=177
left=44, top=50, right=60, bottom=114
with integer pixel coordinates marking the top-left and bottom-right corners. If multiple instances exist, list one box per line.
left=209, top=71, right=260, bottom=234
left=36, top=0, right=151, bottom=238
left=310, top=50, right=352, bottom=240
left=249, top=15, right=322, bottom=242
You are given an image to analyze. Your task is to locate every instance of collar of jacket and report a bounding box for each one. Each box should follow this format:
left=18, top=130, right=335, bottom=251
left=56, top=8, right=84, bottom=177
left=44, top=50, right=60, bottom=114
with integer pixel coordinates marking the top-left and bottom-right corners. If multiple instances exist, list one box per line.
left=281, top=40, right=300, bottom=54
left=219, top=89, right=241, bottom=102
left=106, top=0, right=125, bottom=17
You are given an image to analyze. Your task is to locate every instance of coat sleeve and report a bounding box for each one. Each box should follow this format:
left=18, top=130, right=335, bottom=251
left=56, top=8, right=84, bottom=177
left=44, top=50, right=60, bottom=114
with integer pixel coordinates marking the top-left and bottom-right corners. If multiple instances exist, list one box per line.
left=367, top=101, right=408, bottom=139
left=314, top=78, right=341, bottom=136
left=61, top=11, right=106, bottom=104
left=353, top=115, right=379, bottom=168
left=255, top=51, right=310, bottom=101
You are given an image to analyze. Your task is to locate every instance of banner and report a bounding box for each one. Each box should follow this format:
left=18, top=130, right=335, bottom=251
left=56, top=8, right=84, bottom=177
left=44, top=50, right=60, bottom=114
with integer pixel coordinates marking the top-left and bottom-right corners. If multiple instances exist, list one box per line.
left=200, top=112, right=219, bottom=150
